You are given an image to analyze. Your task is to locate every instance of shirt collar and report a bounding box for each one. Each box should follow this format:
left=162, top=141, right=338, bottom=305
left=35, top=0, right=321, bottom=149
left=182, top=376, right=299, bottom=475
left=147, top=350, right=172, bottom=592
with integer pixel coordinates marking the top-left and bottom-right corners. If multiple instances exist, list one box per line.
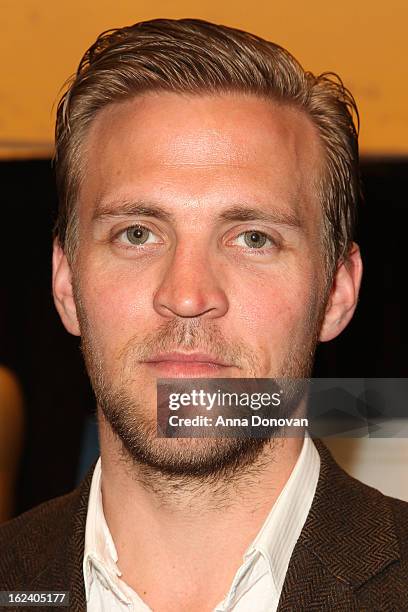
left=242, top=433, right=320, bottom=594
left=83, top=434, right=320, bottom=605
left=83, top=457, right=131, bottom=604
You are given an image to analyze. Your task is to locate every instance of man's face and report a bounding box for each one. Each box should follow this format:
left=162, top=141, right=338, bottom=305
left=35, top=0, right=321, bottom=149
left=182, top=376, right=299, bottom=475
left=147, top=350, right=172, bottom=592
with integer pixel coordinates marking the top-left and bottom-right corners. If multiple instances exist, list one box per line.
left=61, top=92, right=329, bottom=474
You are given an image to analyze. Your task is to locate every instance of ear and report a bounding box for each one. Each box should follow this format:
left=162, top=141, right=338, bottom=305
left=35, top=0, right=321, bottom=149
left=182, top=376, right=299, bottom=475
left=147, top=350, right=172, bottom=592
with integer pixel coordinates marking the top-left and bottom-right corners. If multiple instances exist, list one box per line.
left=319, top=243, right=363, bottom=342
left=52, top=239, right=81, bottom=336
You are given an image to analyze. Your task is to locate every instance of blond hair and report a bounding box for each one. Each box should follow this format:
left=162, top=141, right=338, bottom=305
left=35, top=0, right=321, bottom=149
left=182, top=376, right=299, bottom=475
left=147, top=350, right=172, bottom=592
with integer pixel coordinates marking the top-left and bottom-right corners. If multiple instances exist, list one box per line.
left=54, top=18, right=360, bottom=275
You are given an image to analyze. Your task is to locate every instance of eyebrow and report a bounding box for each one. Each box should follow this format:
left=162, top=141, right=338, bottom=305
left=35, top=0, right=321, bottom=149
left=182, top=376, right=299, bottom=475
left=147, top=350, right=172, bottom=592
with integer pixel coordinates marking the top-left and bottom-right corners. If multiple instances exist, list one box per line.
left=218, top=205, right=302, bottom=229
left=92, top=200, right=176, bottom=223
left=92, top=200, right=302, bottom=229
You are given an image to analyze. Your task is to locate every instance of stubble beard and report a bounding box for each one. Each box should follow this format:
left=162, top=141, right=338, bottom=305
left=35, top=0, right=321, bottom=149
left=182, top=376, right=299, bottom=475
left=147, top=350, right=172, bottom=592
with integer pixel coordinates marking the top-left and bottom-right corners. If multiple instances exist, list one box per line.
left=75, top=286, right=322, bottom=488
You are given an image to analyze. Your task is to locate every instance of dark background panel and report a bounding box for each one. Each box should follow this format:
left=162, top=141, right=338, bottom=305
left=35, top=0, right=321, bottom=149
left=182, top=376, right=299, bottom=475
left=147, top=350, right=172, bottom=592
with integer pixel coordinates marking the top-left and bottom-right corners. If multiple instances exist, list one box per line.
left=314, top=160, right=408, bottom=377
left=0, top=160, right=94, bottom=513
left=0, top=158, right=406, bottom=514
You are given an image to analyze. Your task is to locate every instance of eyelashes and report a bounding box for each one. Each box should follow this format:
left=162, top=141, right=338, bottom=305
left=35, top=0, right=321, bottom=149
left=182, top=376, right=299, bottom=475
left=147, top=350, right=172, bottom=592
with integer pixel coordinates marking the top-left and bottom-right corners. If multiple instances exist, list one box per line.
left=112, top=224, right=280, bottom=254
left=119, top=225, right=161, bottom=246
left=230, top=230, right=277, bottom=250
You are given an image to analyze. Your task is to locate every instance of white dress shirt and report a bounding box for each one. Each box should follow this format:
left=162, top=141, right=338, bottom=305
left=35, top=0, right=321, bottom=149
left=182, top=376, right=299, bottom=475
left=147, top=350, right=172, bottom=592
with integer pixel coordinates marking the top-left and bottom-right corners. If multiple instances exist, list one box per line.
left=83, top=435, right=320, bottom=611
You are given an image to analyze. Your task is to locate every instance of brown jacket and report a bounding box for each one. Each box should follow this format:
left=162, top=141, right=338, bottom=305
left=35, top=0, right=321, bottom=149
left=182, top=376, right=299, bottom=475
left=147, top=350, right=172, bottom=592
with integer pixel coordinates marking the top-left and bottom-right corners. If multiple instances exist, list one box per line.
left=1, top=440, right=407, bottom=611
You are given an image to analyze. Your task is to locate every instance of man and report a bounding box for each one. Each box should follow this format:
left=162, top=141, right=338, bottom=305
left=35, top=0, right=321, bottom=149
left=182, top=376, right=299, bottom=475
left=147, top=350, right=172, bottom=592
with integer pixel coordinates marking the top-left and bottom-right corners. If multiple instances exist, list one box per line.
left=1, top=18, right=407, bottom=611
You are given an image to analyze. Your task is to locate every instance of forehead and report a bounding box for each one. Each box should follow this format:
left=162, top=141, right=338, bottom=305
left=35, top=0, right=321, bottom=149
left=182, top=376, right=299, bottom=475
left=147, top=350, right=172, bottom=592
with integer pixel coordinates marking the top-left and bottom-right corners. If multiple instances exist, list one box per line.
left=80, top=91, right=323, bottom=219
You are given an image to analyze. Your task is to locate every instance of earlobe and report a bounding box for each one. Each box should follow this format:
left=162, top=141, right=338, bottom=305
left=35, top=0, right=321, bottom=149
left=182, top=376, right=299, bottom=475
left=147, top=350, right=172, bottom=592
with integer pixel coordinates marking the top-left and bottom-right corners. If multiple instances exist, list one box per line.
left=52, top=239, right=81, bottom=337
left=319, top=243, right=363, bottom=342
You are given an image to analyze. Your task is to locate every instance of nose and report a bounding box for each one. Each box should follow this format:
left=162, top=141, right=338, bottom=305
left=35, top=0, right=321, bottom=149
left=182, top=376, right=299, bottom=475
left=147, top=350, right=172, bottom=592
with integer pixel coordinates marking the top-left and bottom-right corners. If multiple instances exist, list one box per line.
left=153, top=243, right=229, bottom=320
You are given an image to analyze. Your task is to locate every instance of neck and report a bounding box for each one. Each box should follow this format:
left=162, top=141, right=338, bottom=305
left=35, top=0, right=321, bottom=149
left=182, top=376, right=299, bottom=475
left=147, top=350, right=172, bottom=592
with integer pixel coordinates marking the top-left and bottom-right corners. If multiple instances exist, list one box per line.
left=97, top=416, right=303, bottom=609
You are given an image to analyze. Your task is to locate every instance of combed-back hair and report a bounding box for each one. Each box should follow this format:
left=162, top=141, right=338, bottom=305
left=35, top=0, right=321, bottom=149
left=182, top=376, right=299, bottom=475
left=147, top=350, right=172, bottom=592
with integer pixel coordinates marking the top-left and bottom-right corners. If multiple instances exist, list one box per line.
left=54, top=18, right=360, bottom=275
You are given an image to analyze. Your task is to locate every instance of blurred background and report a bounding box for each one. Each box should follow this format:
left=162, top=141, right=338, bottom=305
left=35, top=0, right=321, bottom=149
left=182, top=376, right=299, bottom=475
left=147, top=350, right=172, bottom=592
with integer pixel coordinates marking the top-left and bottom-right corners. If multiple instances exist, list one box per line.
left=0, top=0, right=407, bottom=520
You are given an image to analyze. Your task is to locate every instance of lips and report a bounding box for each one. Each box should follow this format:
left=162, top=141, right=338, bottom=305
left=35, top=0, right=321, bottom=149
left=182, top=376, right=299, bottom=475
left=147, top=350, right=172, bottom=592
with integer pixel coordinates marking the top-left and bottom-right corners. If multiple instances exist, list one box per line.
left=146, top=352, right=229, bottom=365
left=143, top=352, right=233, bottom=377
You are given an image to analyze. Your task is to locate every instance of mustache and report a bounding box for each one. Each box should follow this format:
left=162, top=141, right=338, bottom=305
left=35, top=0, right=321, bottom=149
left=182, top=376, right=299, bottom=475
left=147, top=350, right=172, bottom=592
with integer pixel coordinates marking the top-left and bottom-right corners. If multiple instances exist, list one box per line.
left=118, top=318, right=260, bottom=371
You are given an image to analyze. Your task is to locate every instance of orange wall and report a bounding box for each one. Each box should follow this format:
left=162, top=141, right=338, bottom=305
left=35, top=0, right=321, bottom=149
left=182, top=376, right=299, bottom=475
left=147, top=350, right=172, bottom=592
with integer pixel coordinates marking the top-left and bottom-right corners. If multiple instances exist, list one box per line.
left=1, top=0, right=407, bottom=158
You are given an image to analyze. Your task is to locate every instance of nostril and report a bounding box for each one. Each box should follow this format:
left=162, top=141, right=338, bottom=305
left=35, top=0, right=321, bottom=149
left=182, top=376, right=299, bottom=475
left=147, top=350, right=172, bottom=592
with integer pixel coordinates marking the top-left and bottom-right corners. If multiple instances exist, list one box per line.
left=152, top=257, right=229, bottom=320
left=153, top=288, right=229, bottom=320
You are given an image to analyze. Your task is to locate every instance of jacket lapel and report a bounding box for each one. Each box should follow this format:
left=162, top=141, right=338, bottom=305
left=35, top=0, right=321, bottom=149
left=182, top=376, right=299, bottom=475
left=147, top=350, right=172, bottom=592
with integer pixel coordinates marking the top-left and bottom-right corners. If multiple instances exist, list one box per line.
left=26, top=440, right=401, bottom=611
left=28, top=462, right=95, bottom=611
left=277, top=439, right=400, bottom=610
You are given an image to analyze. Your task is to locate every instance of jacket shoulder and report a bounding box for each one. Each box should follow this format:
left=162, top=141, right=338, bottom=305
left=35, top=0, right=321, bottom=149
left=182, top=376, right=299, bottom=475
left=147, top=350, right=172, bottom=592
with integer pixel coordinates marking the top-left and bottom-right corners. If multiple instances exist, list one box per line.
left=0, top=490, right=80, bottom=587
left=387, top=494, right=408, bottom=556
left=311, top=440, right=408, bottom=574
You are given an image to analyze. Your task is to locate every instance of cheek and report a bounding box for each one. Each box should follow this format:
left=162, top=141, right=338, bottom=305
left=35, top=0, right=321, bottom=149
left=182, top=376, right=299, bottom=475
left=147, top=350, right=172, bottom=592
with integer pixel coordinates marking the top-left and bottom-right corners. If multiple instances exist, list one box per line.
left=230, top=267, right=316, bottom=350
left=78, top=262, right=156, bottom=356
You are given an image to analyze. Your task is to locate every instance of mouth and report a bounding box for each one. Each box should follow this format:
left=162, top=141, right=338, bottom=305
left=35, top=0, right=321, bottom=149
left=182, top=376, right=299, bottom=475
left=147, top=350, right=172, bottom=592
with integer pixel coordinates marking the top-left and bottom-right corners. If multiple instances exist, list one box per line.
left=142, top=352, right=235, bottom=377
